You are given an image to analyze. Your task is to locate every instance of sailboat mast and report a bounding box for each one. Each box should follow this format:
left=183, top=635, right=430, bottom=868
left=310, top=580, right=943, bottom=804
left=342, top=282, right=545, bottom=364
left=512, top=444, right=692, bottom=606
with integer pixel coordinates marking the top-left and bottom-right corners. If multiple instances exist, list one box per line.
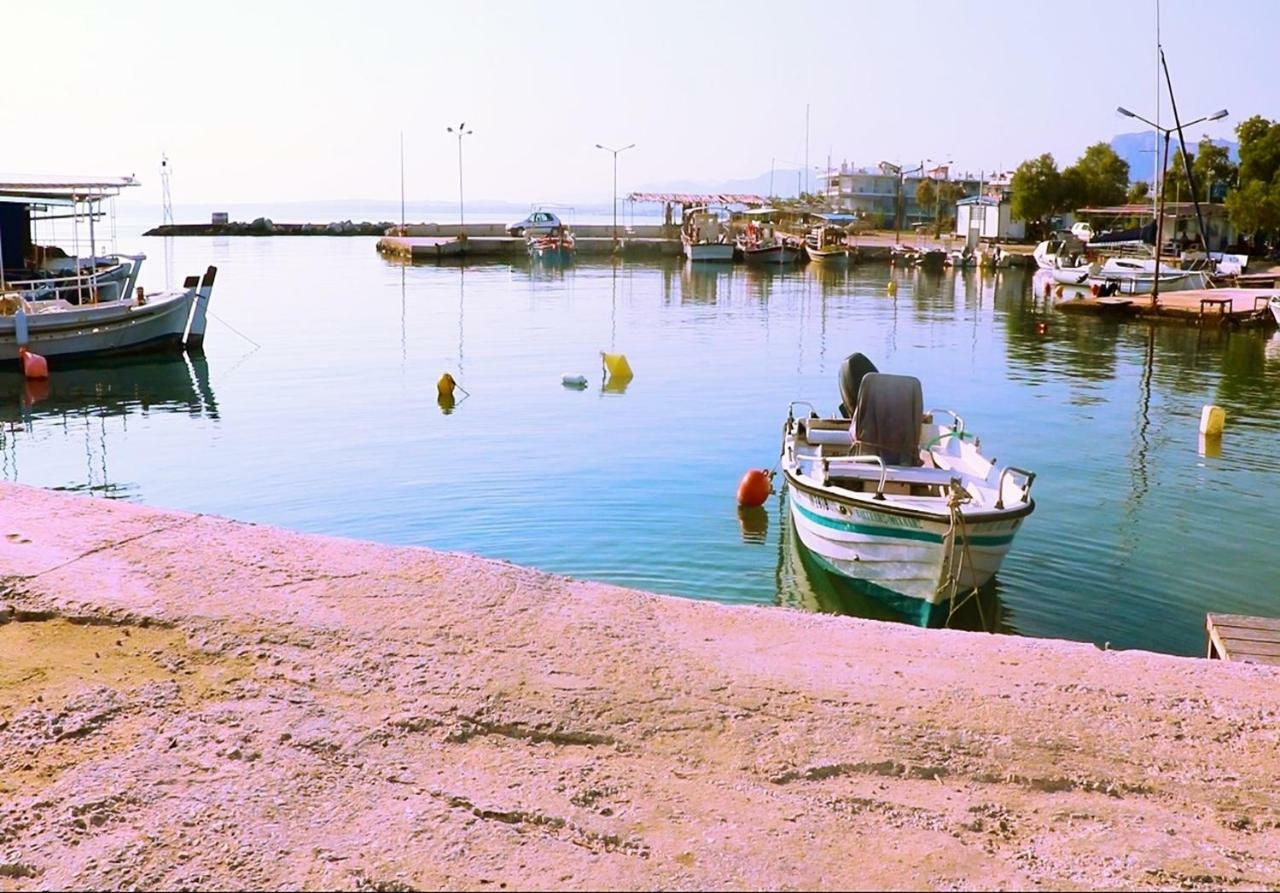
left=399, top=131, right=405, bottom=234
left=1153, top=0, right=1161, bottom=223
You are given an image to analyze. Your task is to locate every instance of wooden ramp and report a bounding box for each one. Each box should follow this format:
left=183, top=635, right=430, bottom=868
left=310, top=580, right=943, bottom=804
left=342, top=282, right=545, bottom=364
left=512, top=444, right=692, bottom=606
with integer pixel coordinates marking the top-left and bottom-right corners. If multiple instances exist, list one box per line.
left=1205, top=613, right=1280, bottom=665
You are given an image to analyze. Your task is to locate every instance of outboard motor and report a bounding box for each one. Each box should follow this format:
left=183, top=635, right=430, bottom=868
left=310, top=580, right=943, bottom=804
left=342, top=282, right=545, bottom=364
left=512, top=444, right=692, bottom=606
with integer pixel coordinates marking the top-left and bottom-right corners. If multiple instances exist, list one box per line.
left=837, top=352, right=878, bottom=418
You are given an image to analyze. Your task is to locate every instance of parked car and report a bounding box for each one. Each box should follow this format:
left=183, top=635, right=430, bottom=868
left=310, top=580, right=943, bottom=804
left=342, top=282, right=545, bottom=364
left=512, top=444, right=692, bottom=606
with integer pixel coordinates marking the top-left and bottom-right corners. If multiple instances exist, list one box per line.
left=507, top=210, right=562, bottom=237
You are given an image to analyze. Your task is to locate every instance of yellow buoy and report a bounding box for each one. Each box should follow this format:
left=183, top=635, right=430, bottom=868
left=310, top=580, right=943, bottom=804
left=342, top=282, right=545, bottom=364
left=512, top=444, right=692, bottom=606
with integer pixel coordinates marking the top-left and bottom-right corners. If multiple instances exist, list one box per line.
left=887, top=281, right=898, bottom=296
left=601, top=352, right=633, bottom=380
left=437, top=372, right=457, bottom=398
left=1199, top=404, right=1226, bottom=437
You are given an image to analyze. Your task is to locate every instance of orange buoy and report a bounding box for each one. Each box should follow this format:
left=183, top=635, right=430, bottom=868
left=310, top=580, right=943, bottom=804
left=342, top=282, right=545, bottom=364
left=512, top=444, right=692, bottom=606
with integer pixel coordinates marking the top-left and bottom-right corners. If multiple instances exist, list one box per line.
left=736, top=469, right=771, bottom=507
left=18, top=347, right=48, bottom=380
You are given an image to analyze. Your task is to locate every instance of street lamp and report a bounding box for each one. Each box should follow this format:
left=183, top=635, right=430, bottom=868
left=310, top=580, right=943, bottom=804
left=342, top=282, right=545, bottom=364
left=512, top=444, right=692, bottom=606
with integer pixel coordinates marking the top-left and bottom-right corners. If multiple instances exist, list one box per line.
left=1116, top=105, right=1227, bottom=306
left=446, top=122, right=472, bottom=235
left=596, top=142, right=635, bottom=246
left=879, top=160, right=923, bottom=243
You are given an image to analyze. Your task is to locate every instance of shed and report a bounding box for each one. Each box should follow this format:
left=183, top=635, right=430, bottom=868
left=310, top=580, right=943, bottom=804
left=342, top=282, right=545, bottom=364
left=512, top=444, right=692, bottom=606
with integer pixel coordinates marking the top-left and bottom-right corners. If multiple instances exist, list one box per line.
left=955, top=196, right=1025, bottom=241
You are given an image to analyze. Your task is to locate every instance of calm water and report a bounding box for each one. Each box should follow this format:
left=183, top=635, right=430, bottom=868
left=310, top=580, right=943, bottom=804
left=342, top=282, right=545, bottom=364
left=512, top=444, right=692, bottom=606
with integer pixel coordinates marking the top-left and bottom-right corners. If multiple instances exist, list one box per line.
left=5, top=232, right=1279, bottom=656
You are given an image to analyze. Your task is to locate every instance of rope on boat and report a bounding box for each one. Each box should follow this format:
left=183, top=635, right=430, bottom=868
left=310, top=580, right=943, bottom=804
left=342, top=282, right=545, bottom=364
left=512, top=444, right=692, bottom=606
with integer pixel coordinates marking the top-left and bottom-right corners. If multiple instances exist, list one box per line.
left=940, top=480, right=986, bottom=630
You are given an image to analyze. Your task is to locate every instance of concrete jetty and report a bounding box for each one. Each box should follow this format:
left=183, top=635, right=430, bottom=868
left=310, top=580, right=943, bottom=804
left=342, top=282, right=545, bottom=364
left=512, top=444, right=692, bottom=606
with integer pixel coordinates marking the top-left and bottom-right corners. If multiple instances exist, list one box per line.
left=2, top=483, right=1280, bottom=890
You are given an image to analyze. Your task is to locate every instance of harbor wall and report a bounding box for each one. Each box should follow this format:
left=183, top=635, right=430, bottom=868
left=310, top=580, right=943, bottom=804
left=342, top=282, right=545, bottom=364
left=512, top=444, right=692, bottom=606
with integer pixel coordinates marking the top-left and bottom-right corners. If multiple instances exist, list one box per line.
left=2, top=482, right=1279, bottom=890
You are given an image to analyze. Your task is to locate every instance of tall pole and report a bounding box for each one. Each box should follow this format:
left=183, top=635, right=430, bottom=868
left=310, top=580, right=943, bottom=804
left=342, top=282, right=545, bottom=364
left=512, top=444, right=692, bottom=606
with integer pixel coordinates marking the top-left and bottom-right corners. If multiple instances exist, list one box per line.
left=399, top=131, right=405, bottom=234
left=804, top=103, right=810, bottom=197
left=596, top=143, right=635, bottom=247
left=1152, top=129, right=1170, bottom=310
left=447, top=122, right=471, bottom=236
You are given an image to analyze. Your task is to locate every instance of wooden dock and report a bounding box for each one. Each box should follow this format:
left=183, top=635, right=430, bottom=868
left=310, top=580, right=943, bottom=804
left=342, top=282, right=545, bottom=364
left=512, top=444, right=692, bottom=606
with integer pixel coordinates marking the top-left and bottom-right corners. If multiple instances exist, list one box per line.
left=1206, top=613, right=1280, bottom=665
left=1055, top=287, right=1278, bottom=327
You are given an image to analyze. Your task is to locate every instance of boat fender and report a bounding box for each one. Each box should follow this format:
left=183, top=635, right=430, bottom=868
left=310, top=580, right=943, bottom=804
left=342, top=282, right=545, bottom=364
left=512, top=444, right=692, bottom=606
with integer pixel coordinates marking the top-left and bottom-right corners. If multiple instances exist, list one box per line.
left=1200, top=405, right=1226, bottom=437
left=18, top=347, right=48, bottom=381
left=561, top=374, right=588, bottom=389
left=736, top=469, right=772, bottom=507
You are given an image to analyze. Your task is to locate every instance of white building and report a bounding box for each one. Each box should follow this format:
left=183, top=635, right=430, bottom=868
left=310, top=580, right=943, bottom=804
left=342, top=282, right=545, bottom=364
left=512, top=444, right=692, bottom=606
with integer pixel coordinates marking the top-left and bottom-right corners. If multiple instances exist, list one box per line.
left=954, top=196, right=1026, bottom=242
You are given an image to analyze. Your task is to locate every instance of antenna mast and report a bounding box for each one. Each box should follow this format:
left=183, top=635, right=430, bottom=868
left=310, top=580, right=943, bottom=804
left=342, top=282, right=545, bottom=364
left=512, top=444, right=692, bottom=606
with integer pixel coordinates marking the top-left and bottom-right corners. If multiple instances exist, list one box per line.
left=160, top=154, right=174, bottom=226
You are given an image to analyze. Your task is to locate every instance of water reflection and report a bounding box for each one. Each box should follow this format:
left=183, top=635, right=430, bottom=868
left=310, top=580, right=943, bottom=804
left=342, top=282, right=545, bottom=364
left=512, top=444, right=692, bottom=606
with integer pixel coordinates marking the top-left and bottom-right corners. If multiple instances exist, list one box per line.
left=0, top=354, right=217, bottom=498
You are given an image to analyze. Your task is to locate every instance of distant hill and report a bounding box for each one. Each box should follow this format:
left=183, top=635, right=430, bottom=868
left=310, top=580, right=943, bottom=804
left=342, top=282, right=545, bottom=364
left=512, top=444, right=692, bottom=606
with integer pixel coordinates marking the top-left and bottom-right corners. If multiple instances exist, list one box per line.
left=1110, top=131, right=1239, bottom=184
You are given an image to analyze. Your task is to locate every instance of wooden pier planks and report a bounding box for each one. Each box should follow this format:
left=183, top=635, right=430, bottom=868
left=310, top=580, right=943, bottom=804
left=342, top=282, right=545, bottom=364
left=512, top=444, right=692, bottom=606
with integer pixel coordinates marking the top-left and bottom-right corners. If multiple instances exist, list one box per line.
left=1056, top=287, right=1278, bottom=326
left=1205, top=613, right=1280, bottom=665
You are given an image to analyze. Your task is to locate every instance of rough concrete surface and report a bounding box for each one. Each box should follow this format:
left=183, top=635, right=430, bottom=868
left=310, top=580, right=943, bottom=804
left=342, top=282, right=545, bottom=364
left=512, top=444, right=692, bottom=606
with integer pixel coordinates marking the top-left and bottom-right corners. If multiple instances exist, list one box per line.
left=1, top=482, right=1278, bottom=891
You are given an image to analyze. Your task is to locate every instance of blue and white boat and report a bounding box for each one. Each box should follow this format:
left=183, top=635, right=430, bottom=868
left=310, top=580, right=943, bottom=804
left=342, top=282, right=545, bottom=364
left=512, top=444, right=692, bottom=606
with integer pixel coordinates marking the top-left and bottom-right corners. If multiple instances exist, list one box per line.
left=780, top=354, right=1036, bottom=626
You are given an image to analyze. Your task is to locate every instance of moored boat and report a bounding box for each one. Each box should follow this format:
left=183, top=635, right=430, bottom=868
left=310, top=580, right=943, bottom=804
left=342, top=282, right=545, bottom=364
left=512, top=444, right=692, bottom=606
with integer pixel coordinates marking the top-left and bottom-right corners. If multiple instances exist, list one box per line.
left=780, top=353, right=1036, bottom=626
left=528, top=226, right=576, bottom=262
left=804, top=225, right=850, bottom=264
left=1270, top=295, right=1280, bottom=326
left=682, top=206, right=736, bottom=262
left=0, top=177, right=217, bottom=364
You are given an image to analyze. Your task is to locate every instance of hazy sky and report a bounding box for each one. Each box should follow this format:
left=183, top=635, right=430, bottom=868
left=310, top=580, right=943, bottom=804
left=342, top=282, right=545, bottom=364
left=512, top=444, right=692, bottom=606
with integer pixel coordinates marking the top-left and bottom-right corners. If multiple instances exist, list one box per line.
left=7, top=0, right=1273, bottom=207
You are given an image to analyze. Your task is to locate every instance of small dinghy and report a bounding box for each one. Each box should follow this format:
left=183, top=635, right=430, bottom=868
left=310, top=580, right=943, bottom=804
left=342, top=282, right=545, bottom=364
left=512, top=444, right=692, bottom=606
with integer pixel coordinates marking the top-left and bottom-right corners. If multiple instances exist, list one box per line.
left=780, top=353, right=1036, bottom=626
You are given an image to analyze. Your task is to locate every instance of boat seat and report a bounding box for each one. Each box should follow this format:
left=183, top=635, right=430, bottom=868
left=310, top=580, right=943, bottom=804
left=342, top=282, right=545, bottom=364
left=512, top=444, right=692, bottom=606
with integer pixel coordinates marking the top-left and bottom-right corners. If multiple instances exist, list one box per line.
left=852, top=373, right=924, bottom=467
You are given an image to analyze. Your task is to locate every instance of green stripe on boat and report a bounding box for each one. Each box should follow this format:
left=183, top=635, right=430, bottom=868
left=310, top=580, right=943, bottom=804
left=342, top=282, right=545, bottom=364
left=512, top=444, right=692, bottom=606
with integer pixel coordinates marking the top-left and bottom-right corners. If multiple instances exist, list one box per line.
left=794, top=503, right=1017, bottom=546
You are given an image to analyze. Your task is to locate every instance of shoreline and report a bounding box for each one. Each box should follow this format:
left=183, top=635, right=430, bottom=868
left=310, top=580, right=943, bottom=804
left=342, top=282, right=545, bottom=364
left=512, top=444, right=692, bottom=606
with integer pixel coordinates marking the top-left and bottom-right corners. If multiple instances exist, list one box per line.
left=2, top=482, right=1279, bottom=890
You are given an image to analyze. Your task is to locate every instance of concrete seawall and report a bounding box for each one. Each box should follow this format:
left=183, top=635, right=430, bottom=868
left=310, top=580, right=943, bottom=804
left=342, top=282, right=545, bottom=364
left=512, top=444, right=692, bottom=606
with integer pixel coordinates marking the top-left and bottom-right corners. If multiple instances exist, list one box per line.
left=2, top=483, right=1279, bottom=890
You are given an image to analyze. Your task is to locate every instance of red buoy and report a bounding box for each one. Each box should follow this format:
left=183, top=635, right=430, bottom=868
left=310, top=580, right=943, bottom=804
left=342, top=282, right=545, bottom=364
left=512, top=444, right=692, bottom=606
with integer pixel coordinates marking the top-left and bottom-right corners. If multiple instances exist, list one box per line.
left=736, top=469, right=771, bottom=507
left=18, top=347, right=48, bottom=380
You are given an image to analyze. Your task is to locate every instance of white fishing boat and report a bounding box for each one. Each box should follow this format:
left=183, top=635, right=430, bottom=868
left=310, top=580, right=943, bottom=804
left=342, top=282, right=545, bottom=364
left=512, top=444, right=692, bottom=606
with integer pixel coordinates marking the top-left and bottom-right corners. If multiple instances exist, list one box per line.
left=681, top=206, right=736, bottom=262
left=804, top=225, right=850, bottom=264
left=1270, top=295, right=1280, bottom=326
left=1032, top=239, right=1064, bottom=270
left=0, top=177, right=217, bottom=364
left=780, top=354, right=1036, bottom=626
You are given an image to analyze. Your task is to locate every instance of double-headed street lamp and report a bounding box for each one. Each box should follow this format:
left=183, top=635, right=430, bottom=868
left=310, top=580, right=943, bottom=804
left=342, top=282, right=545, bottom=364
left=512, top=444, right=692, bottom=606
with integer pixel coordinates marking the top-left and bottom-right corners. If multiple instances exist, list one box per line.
left=446, top=122, right=473, bottom=234
left=1116, top=105, right=1227, bottom=306
left=596, top=142, right=635, bottom=246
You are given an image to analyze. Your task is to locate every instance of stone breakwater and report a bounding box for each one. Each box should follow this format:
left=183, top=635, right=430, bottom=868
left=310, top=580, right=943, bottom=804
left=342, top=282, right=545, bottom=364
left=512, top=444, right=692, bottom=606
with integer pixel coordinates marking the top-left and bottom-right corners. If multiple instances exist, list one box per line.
left=1, top=482, right=1279, bottom=890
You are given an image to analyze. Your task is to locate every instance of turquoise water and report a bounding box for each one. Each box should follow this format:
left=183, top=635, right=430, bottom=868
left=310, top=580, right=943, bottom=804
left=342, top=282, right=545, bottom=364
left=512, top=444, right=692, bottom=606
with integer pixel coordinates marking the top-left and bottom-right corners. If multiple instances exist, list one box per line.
left=5, top=233, right=1279, bottom=656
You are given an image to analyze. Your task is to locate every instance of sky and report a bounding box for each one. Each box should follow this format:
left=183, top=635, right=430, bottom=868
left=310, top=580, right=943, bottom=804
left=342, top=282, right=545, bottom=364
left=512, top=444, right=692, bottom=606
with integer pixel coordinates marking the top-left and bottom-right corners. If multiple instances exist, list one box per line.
left=6, top=0, right=1275, bottom=210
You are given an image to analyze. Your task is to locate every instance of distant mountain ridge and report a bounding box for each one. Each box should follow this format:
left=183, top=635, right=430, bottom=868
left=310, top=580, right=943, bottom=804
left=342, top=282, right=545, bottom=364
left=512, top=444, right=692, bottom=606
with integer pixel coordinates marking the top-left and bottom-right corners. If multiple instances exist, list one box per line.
left=1109, top=130, right=1239, bottom=184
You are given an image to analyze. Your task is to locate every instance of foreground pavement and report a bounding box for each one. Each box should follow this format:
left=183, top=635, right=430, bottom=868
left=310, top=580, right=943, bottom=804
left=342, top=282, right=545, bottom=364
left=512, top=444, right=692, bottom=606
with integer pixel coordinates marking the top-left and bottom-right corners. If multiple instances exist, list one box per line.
left=1, top=483, right=1278, bottom=890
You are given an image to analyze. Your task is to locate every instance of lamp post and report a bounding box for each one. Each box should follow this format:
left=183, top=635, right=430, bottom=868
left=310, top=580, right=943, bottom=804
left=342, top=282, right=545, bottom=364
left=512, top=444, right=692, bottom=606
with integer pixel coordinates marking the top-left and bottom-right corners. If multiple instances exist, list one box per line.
left=596, top=142, right=635, bottom=246
left=879, top=160, right=923, bottom=244
left=446, top=122, right=472, bottom=236
left=1116, top=106, right=1227, bottom=308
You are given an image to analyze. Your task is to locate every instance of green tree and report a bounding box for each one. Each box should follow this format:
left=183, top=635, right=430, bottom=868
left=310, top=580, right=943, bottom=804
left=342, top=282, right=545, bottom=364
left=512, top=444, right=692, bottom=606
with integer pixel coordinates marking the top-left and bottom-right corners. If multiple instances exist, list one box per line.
left=1011, top=154, right=1063, bottom=235
left=915, top=179, right=937, bottom=219
left=1126, top=180, right=1150, bottom=203
left=1236, top=115, right=1280, bottom=184
left=1224, top=179, right=1280, bottom=239
left=1061, top=142, right=1129, bottom=209
left=1163, top=147, right=1193, bottom=203
left=1192, top=139, right=1237, bottom=201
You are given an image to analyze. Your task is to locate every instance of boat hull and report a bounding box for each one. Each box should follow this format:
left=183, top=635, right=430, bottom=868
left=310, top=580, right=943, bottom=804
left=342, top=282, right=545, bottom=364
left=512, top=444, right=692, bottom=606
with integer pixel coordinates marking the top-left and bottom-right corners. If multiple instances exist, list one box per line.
left=1271, top=297, right=1280, bottom=326
left=685, top=241, right=735, bottom=262
left=0, top=290, right=198, bottom=363
left=785, top=479, right=1024, bottom=625
left=741, top=244, right=802, bottom=265
left=805, top=245, right=849, bottom=264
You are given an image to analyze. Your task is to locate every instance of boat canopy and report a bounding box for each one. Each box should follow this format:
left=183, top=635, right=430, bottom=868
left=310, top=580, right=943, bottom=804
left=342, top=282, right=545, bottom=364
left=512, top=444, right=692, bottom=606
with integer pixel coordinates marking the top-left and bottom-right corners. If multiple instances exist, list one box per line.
left=1090, top=220, right=1157, bottom=247
left=818, top=213, right=858, bottom=222
left=627, top=192, right=767, bottom=206
left=0, top=176, right=137, bottom=206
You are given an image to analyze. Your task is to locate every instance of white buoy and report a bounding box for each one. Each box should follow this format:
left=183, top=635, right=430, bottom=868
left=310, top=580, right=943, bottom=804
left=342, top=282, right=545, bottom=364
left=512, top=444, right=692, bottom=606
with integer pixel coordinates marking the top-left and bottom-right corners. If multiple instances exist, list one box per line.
left=1200, top=404, right=1226, bottom=437
left=561, top=374, right=588, bottom=389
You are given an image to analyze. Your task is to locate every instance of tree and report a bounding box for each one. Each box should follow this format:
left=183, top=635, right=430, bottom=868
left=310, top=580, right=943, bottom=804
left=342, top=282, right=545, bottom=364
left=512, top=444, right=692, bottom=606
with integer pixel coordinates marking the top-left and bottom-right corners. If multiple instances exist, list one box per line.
left=1228, top=116, right=1280, bottom=239
left=1224, top=179, right=1280, bottom=241
left=1061, top=142, right=1129, bottom=209
left=915, top=179, right=937, bottom=220
left=1163, top=147, right=1193, bottom=203
left=1192, top=139, right=1237, bottom=202
left=1126, top=181, right=1150, bottom=203
left=1010, top=154, right=1063, bottom=235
